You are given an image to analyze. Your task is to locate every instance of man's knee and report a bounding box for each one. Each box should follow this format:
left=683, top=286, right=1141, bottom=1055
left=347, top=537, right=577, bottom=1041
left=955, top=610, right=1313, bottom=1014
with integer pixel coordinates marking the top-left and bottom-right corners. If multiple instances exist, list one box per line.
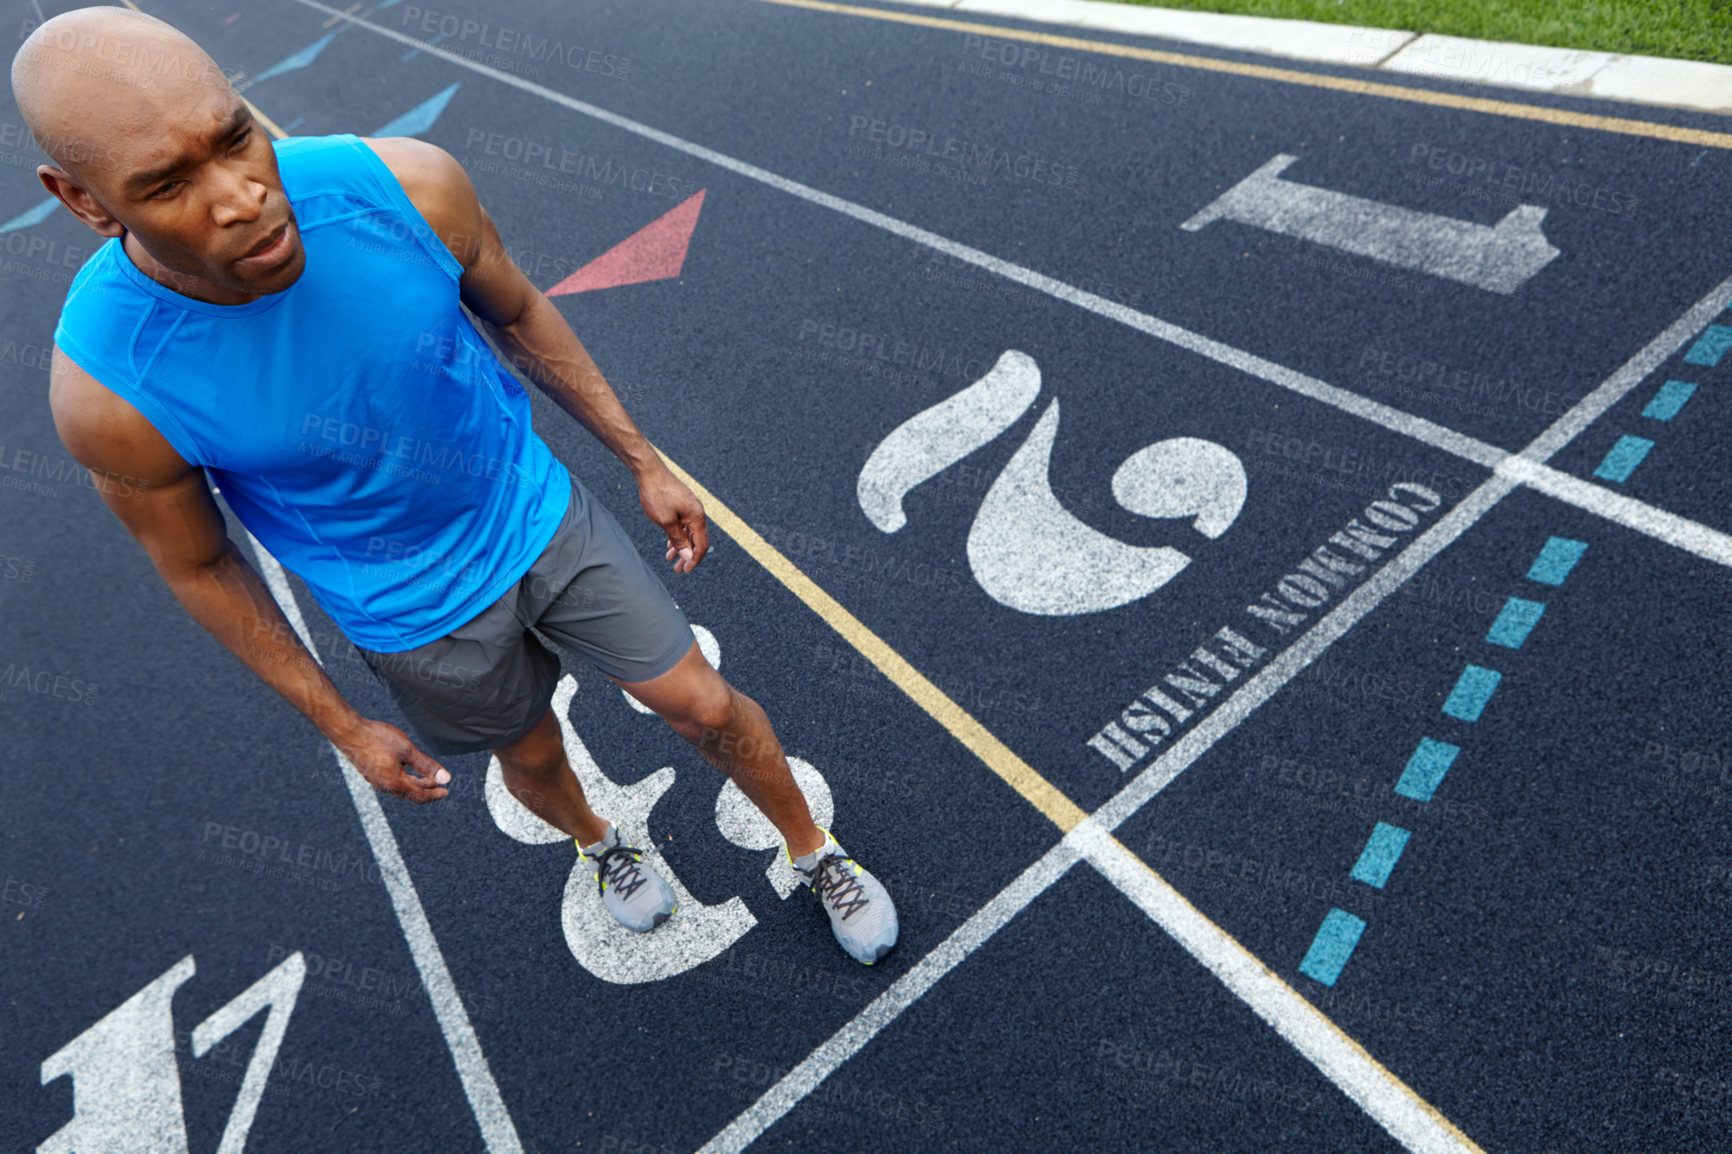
left=499, top=747, right=566, bottom=782
left=495, top=727, right=565, bottom=779
left=673, top=683, right=737, bottom=743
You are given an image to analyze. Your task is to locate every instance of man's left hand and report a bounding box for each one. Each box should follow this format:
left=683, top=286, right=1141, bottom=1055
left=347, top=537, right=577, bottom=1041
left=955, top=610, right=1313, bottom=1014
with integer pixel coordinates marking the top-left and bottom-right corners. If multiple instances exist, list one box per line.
left=638, top=464, right=709, bottom=573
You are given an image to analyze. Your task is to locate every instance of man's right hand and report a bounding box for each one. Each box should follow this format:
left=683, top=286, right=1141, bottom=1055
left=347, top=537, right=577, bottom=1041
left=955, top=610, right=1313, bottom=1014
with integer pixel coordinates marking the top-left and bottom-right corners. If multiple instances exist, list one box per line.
left=328, top=716, right=452, bottom=804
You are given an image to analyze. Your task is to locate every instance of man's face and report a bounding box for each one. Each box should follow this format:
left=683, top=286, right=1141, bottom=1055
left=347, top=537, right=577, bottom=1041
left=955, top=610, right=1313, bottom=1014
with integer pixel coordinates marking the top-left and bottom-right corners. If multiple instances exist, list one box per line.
left=82, top=84, right=305, bottom=301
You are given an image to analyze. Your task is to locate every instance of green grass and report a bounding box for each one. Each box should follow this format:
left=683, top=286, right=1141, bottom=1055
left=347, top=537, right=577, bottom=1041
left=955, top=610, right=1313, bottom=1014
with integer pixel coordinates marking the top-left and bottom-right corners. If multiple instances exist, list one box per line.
left=1112, top=0, right=1732, bottom=65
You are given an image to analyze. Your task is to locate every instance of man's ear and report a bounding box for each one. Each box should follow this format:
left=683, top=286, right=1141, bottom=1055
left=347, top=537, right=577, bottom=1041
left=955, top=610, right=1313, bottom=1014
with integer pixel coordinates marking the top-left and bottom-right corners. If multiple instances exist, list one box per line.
left=37, top=165, right=124, bottom=238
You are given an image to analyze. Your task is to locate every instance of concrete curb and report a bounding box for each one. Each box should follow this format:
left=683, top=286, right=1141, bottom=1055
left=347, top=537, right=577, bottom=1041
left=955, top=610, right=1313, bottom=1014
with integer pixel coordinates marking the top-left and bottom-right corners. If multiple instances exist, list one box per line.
left=891, top=0, right=1732, bottom=116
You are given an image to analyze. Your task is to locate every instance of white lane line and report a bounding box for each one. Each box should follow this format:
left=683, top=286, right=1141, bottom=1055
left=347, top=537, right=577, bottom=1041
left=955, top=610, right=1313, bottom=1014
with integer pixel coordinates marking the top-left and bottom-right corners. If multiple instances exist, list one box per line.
left=698, top=833, right=1086, bottom=1154
left=1082, top=834, right=1478, bottom=1154
left=702, top=273, right=1732, bottom=1151
left=291, top=0, right=1732, bottom=570
left=240, top=527, right=524, bottom=1154
left=1501, top=456, right=1732, bottom=567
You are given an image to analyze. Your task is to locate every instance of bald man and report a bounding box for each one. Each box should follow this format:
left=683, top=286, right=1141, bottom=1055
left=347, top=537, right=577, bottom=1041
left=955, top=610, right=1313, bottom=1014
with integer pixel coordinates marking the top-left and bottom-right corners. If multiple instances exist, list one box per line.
left=19, top=8, right=897, bottom=964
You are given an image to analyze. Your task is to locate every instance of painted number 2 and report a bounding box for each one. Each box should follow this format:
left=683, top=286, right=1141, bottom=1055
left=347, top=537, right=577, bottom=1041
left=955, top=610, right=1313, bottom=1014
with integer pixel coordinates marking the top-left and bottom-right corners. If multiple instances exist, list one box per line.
left=857, top=350, right=1248, bottom=615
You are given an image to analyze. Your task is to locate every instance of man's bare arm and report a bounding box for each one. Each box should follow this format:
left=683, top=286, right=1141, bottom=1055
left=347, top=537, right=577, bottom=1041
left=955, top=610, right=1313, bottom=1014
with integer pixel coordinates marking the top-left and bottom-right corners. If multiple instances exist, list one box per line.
left=365, top=136, right=711, bottom=573
left=49, top=348, right=451, bottom=803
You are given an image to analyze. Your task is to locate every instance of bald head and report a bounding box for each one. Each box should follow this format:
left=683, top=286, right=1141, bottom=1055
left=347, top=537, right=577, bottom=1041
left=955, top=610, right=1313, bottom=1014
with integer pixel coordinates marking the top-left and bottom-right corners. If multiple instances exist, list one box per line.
left=13, top=7, right=232, bottom=178
left=11, top=9, right=302, bottom=305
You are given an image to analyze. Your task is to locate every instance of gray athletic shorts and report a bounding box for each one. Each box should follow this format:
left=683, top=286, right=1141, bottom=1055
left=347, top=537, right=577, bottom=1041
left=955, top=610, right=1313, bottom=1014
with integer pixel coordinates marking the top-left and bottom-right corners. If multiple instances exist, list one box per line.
left=354, top=474, right=695, bottom=756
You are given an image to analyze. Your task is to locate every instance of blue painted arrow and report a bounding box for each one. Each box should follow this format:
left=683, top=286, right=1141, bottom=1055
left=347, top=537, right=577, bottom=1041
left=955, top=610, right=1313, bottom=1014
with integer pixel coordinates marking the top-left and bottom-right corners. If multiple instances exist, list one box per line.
left=0, top=196, right=58, bottom=233
left=252, top=31, right=337, bottom=84
left=369, top=82, right=459, bottom=138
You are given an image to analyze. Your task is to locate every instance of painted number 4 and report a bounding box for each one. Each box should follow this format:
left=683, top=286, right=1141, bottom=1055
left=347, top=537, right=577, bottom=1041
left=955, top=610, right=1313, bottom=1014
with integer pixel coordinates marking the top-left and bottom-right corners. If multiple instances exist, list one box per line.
left=38, top=952, right=306, bottom=1154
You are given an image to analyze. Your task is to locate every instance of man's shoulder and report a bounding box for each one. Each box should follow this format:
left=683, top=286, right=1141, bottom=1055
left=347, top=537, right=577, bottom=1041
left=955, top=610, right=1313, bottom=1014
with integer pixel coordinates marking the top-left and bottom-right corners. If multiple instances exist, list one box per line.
left=49, top=344, right=192, bottom=484
left=354, top=137, right=480, bottom=271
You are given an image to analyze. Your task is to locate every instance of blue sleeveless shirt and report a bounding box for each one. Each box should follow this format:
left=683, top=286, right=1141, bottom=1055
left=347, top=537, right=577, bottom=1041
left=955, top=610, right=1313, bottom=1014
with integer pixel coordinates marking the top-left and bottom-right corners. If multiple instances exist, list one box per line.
left=54, top=133, right=572, bottom=652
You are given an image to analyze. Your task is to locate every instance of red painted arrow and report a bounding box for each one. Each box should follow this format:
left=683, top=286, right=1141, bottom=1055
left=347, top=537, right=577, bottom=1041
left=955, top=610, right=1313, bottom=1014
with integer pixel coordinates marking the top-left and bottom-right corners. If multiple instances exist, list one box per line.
left=546, top=189, right=706, bottom=297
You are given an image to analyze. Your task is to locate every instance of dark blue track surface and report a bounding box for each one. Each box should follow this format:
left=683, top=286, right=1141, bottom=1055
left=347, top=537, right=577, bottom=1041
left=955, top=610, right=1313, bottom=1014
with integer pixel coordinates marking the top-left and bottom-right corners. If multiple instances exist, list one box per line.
left=5, top=0, right=1732, bottom=1150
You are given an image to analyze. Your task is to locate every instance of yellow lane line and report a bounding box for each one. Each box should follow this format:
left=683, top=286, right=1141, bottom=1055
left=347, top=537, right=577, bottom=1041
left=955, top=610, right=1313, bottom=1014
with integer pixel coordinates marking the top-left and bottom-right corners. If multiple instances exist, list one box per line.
left=755, top=0, right=1732, bottom=150
left=242, top=96, right=291, bottom=140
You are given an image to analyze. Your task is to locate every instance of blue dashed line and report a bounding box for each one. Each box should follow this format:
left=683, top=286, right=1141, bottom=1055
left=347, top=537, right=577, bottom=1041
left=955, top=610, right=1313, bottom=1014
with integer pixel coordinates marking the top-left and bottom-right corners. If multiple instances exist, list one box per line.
left=1302, top=535, right=1583, bottom=986
left=1299, top=909, right=1366, bottom=986
left=1527, top=537, right=1587, bottom=586
left=1642, top=380, right=1698, bottom=421
left=1593, top=435, right=1654, bottom=482
left=1350, top=823, right=1411, bottom=889
left=1684, top=323, right=1732, bottom=367
left=1486, top=597, right=1546, bottom=649
left=1395, top=737, right=1460, bottom=802
left=1442, top=665, right=1501, bottom=722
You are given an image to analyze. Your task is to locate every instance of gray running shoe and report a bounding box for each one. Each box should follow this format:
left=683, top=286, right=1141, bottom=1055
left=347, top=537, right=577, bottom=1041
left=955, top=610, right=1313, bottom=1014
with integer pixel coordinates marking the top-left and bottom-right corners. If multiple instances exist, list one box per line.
left=792, top=830, right=899, bottom=965
left=577, top=824, right=676, bottom=933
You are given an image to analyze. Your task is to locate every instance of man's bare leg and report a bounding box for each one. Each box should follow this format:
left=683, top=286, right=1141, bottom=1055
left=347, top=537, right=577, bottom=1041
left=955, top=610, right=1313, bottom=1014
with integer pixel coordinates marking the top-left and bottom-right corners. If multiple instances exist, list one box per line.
left=614, top=641, right=825, bottom=859
left=495, top=704, right=677, bottom=933
left=492, top=706, right=611, bottom=846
